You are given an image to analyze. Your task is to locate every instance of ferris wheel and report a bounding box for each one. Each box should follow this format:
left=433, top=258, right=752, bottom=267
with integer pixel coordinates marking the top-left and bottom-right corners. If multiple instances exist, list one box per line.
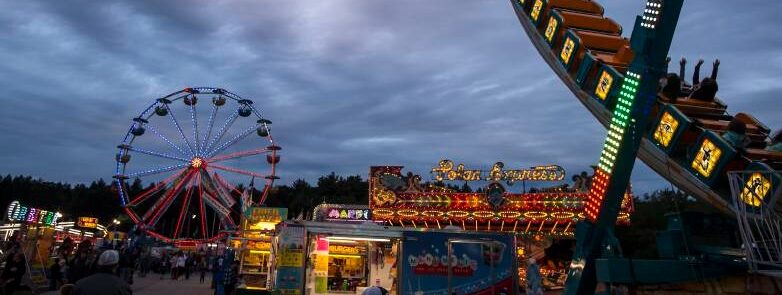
left=113, top=87, right=280, bottom=242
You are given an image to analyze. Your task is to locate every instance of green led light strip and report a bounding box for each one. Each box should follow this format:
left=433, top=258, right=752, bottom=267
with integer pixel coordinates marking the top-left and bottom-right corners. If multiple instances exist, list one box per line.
left=597, top=71, right=641, bottom=173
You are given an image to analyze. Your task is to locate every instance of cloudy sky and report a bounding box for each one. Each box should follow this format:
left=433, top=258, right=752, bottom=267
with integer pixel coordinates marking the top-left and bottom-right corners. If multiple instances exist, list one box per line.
left=0, top=0, right=780, bottom=195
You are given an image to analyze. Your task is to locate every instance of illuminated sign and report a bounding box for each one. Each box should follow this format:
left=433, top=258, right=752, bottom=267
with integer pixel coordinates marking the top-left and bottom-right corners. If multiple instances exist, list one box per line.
left=653, top=112, right=679, bottom=147
left=740, top=172, right=771, bottom=207
left=77, top=217, right=98, bottom=229
left=328, top=245, right=361, bottom=255
left=245, top=207, right=287, bottom=223
left=544, top=17, right=558, bottom=42
left=431, top=159, right=565, bottom=183
left=561, top=37, right=575, bottom=65
left=691, top=138, right=722, bottom=178
left=530, top=0, right=543, bottom=21
left=327, top=208, right=371, bottom=221
left=595, top=70, right=614, bottom=100
left=6, top=201, right=61, bottom=226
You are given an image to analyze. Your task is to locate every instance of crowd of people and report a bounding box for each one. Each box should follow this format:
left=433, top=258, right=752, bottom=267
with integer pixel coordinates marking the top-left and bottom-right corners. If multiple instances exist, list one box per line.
left=0, top=229, right=249, bottom=295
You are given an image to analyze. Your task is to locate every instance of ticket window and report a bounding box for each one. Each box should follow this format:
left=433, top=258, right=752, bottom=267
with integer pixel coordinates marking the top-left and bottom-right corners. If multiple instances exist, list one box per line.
left=327, top=242, right=368, bottom=293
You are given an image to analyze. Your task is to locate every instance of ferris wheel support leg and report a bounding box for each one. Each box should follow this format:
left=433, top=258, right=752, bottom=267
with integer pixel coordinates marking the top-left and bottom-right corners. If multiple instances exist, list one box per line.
left=173, top=179, right=194, bottom=239
left=197, top=173, right=207, bottom=240
left=129, top=169, right=187, bottom=206
left=145, top=169, right=195, bottom=226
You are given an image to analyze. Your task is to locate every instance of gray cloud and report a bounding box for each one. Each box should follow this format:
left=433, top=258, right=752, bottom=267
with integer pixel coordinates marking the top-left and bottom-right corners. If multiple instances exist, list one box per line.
left=0, top=0, right=780, bottom=197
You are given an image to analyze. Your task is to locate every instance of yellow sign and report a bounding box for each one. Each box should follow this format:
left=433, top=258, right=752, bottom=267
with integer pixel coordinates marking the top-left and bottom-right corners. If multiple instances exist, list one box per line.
left=653, top=112, right=679, bottom=147
left=530, top=0, right=543, bottom=21
left=544, top=17, right=558, bottom=42
left=328, top=245, right=360, bottom=255
left=279, top=251, right=304, bottom=267
left=741, top=172, right=771, bottom=207
left=595, top=71, right=614, bottom=100
left=691, top=138, right=722, bottom=178
left=77, top=217, right=98, bottom=229
left=246, top=207, right=287, bottom=223
left=561, top=37, right=575, bottom=65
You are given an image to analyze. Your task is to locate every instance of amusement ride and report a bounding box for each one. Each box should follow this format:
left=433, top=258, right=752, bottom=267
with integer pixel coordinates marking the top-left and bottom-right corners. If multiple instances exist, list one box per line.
left=114, top=87, right=280, bottom=243
left=509, top=0, right=781, bottom=293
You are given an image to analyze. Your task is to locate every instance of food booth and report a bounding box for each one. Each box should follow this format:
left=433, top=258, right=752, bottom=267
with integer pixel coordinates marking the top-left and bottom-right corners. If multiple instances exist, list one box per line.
left=230, top=207, right=288, bottom=291
left=269, top=220, right=518, bottom=295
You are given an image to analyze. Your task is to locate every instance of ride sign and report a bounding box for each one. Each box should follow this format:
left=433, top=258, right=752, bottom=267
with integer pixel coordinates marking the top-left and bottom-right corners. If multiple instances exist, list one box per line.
left=77, top=217, right=98, bottom=229
left=6, top=201, right=61, bottom=226
left=431, top=159, right=566, bottom=183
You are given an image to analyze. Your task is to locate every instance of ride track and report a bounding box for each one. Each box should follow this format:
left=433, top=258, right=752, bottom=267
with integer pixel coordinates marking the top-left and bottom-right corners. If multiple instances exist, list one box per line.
left=507, top=0, right=781, bottom=215
left=114, top=87, right=281, bottom=243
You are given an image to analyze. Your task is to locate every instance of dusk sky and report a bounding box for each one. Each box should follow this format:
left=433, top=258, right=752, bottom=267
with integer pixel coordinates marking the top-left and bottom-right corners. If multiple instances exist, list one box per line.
left=0, top=0, right=780, bottom=195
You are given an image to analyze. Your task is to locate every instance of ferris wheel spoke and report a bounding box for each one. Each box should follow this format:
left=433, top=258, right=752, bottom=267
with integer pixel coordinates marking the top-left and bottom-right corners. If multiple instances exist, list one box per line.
left=173, top=177, right=194, bottom=239
left=126, top=163, right=190, bottom=179
left=212, top=172, right=242, bottom=195
left=127, top=145, right=191, bottom=163
left=258, top=184, right=272, bottom=205
left=144, top=169, right=196, bottom=226
left=164, top=104, right=196, bottom=157
left=207, top=148, right=271, bottom=163
left=129, top=168, right=188, bottom=206
left=201, top=103, right=219, bottom=157
left=190, top=102, right=201, bottom=157
left=146, top=124, right=192, bottom=158
left=201, top=171, right=237, bottom=208
left=208, top=164, right=266, bottom=179
left=204, top=113, right=239, bottom=155
left=202, top=190, right=233, bottom=223
left=197, top=173, right=207, bottom=240
left=206, top=124, right=258, bottom=158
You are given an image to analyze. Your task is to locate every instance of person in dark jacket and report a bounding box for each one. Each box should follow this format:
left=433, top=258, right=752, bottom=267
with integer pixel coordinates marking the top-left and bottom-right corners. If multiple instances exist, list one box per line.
left=73, top=250, right=131, bottom=295
left=2, top=252, right=27, bottom=294
left=50, top=257, right=63, bottom=290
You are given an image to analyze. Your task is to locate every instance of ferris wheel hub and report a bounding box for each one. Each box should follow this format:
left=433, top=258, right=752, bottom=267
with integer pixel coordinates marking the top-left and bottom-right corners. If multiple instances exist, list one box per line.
left=190, top=157, right=205, bottom=169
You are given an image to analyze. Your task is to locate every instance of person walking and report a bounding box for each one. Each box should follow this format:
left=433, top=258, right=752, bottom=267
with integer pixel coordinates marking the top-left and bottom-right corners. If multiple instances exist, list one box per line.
left=72, top=250, right=132, bottom=295
left=50, top=257, right=64, bottom=290
left=176, top=252, right=186, bottom=280
left=184, top=253, right=193, bottom=280
left=199, top=257, right=208, bottom=284
left=2, top=252, right=27, bottom=294
left=159, top=254, right=169, bottom=280
left=170, top=254, right=179, bottom=280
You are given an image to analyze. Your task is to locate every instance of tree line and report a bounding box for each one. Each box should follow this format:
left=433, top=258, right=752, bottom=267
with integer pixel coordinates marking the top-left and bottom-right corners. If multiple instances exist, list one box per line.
left=0, top=173, right=730, bottom=257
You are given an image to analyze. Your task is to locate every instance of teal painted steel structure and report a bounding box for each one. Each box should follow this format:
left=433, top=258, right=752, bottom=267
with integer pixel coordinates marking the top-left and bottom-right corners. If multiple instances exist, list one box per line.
left=563, top=1, right=684, bottom=294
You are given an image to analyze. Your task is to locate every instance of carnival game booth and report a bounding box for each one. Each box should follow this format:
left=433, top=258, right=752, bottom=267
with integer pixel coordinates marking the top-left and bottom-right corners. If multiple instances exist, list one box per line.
left=269, top=220, right=518, bottom=295
left=54, top=217, right=110, bottom=251
left=368, top=162, right=634, bottom=290
left=1, top=200, right=64, bottom=290
left=230, top=207, right=288, bottom=291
